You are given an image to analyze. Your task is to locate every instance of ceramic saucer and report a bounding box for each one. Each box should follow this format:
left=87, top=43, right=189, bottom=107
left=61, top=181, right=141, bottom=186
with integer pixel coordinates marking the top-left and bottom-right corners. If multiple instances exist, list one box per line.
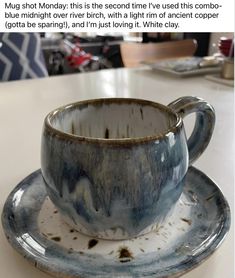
left=1, top=167, right=230, bottom=278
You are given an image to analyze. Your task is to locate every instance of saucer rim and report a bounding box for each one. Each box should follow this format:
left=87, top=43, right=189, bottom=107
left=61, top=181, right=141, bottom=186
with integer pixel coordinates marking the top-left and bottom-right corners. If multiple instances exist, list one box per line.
left=1, top=166, right=231, bottom=278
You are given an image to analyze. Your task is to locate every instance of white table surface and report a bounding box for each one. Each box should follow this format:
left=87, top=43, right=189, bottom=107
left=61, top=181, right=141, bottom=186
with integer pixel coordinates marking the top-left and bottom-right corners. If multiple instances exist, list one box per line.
left=0, top=68, right=234, bottom=278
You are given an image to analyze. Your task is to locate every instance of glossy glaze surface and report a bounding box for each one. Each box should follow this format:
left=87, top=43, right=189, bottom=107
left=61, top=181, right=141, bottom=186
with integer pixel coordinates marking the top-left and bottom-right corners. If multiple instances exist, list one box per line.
left=48, top=99, right=178, bottom=139
left=1, top=167, right=230, bottom=278
left=0, top=68, right=233, bottom=278
left=41, top=98, right=189, bottom=239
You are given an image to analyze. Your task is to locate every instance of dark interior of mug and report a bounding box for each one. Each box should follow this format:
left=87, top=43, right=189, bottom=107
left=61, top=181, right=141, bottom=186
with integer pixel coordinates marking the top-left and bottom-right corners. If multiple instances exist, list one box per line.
left=49, top=99, right=178, bottom=139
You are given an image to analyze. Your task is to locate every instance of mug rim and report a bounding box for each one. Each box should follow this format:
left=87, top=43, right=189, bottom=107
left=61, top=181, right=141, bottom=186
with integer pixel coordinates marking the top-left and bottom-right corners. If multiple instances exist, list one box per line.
left=44, top=98, right=183, bottom=145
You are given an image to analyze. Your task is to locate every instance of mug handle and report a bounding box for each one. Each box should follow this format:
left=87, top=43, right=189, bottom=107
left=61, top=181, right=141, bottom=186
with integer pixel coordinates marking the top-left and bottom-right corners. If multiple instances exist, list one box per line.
left=168, top=96, right=215, bottom=166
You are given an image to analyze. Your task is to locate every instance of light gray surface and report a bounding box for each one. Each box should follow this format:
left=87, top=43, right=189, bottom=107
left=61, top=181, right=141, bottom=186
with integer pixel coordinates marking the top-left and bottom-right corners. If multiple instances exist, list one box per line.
left=0, top=68, right=234, bottom=278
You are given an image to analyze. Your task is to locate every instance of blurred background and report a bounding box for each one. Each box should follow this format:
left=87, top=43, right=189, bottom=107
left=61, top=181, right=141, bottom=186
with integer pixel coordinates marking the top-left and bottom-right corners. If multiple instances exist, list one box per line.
left=0, top=32, right=234, bottom=80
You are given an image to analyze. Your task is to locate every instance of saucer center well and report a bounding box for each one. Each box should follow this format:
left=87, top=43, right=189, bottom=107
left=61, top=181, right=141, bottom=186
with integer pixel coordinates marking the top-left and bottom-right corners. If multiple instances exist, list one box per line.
left=38, top=192, right=198, bottom=262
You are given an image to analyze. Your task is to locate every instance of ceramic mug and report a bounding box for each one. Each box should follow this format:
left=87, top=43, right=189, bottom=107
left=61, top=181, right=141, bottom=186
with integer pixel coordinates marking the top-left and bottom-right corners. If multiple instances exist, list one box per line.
left=41, top=97, right=215, bottom=240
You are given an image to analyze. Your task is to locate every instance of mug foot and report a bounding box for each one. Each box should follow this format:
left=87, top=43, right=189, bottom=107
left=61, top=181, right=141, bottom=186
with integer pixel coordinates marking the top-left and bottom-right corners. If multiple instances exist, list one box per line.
left=60, top=211, right=172, bottom=240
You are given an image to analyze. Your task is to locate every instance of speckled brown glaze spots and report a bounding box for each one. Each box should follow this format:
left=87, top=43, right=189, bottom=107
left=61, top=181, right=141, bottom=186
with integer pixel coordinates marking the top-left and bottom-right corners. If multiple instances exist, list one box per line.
left=181, top=218, right=192, bottom=225
left=41, top=97, right=215, bottom=240
left=88, top=239, right=98, bottom=249
left=119, top=247, right=134, bottom=263
left=51, top=236, right=61, bottom=242
left=206, top=194, right=216, bottom=201
left=104, top=128, right=109, bottom=139
left=1, top=167, right=231, bottom=278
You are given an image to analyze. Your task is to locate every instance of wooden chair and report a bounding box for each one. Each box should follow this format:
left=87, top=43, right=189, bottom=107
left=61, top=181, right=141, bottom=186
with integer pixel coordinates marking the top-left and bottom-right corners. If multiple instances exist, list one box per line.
left=120, top=39, right=197, bottom=68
